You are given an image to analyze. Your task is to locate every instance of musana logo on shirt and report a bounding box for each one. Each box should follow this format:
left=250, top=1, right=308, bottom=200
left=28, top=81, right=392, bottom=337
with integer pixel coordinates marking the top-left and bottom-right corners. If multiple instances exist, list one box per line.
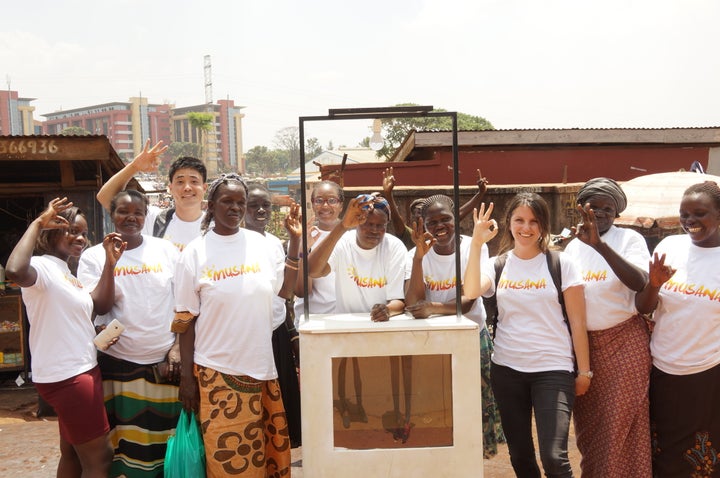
left=346, top=266, right=387, bottom=288
left=64, top=273, right=84, bottom=289
left=201, top=263, right=261, bottom=281
left=497, top=277, right=547, bottom=290
left=114, top=263, right=164, bottom=276
left=582, top=270, right=608, bottom=282
left=424, top=275, right=456, bottom=291
left=663, top=278, right=720, bottom=301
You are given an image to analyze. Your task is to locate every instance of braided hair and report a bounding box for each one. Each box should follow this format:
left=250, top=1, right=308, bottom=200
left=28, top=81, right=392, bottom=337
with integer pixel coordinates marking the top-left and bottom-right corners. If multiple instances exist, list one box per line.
left=201, top=173, right=248, bottom=235
left=684, top=181, right=720, bottom=211
left=420, top=194, right=454, bottom=219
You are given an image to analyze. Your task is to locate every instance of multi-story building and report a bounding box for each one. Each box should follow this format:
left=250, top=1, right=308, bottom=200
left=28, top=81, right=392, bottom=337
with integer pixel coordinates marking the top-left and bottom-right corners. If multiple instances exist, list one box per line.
left=0, top=90, right=38, bottom=135
left=39, top=96, right=245, bottom=174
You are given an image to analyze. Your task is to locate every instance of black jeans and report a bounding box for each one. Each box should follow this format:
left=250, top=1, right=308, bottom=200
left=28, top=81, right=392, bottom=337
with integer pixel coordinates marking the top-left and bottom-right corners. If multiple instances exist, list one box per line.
left=491, top=362, right=575, bottom=478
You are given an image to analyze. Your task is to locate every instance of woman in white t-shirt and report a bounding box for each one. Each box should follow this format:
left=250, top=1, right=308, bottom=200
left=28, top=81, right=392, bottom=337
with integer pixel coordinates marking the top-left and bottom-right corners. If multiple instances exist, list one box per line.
left=464, top=192, right=590, bottom=478
left=404, top=194, right=504, bottom=457
left=294, top=180, right=344, bottom=324
left=78, top=189, right=181, bottom=478
left=564, top=178, right=652, bottom=477
left=307, top=193, right=406, bottom=428
left=172, top=174, right=290, bottom=477
left=636, top=180, right=720, bottom=477
left=244, top=182, right=303, bottom=448
left=6, top=197, right=125, bottom=478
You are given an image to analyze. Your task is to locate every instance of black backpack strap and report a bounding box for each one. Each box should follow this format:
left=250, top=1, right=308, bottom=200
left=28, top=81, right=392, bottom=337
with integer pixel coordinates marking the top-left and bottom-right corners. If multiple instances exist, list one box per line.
left=546, top=250, right=568, bottom=324
left=483, top=253, right=508, bottom=339
left=153, top=208, right=175, bottom=238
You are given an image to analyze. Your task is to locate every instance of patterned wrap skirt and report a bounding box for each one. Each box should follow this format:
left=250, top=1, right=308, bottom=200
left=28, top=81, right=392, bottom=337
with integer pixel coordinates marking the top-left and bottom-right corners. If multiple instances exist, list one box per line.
left=97, top=353, right=182, bottom=478
left=195, top=364, right=291, bottom=478
left=573, top=315, right=652, bottom=478
left=480, top=326, right=506, bottom=459
left=651, top=361, right=720, bottom=477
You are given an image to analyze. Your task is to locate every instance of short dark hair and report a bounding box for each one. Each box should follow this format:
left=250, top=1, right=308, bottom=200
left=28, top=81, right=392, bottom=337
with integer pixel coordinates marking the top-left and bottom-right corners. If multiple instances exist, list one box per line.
left=311, top=180, right=344, bottom=202
left=169, top=157, right=207, bottom=183
left=110, top=189, right=148, bottom=216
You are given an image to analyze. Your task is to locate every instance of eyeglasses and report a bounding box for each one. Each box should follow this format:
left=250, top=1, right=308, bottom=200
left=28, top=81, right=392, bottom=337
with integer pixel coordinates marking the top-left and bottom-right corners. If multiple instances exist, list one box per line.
left=313, top=197, right=341, bottom=206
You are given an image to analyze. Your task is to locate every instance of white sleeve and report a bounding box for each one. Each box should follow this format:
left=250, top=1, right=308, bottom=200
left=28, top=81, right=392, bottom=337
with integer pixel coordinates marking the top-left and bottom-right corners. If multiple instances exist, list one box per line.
left=77, top=247, right=103, bottom=291
left=174, top=247, right=200, bottom=315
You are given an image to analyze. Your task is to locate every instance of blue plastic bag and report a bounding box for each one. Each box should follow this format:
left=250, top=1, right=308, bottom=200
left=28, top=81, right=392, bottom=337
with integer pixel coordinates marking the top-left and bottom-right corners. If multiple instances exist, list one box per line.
left=164, top=409, right=206, bottom=478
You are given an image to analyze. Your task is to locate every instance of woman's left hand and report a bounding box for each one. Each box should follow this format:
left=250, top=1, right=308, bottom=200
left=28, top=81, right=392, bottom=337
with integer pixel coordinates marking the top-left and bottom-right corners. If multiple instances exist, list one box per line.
left=102, top=232, right=126, bottom=267
left=284, top=202, right=302, bottom=238
left=572, top=204, right=601, bottom=248
left=411, top=218, right=435, bottom=259
left=575, top=375, right=591, bottom=396
left=370, top=303, right=391, bottom=322
left=166, top=343, right=181, bottom=382
left=405, top=300, right=435, bottom=319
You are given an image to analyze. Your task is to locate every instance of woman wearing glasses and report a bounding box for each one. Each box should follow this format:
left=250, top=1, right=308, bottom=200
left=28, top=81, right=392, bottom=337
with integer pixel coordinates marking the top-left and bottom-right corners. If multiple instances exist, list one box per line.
left=294, top=181, right=344, bottom=323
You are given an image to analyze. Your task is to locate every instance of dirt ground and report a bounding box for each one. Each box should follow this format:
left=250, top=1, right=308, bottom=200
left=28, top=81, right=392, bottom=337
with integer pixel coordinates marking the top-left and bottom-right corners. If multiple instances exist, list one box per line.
left=0, top=381, right=581, bottom=477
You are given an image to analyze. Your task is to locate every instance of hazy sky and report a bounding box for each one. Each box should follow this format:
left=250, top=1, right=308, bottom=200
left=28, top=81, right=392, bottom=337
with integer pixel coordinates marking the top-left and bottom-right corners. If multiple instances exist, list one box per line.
left=2, top=0, right=719, bottom=151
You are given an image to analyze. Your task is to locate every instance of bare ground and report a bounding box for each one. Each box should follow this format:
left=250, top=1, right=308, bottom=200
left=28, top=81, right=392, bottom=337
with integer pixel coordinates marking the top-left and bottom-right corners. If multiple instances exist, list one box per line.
left=0, top=383, right=581, bottom=477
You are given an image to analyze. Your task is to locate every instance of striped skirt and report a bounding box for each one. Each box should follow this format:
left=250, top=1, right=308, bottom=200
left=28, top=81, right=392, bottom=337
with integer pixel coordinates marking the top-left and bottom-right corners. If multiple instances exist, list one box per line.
left=195, top=365, right=291, bottom=478
left=98, top=353, right=182, bottom=478
left=573, top=315, right=652, bottom=478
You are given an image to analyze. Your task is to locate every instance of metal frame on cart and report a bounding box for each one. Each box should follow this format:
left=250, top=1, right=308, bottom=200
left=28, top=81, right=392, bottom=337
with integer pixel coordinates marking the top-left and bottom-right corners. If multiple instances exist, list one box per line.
left=298, top=106, right=461, bottom=319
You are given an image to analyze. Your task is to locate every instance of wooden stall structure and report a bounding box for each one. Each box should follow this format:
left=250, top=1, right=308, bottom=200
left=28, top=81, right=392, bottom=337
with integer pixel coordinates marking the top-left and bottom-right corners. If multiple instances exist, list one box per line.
left=0, top=135, right=134, bottom=377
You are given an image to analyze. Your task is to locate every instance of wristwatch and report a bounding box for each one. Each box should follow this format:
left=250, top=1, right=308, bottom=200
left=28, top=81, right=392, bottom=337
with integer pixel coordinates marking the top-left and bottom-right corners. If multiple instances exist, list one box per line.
left=577, top=370, right=593, bottom=379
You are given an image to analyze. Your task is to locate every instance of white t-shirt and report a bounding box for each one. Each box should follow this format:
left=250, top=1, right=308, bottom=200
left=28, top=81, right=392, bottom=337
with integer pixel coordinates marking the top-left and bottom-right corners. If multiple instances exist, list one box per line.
left=294, top=228, right=336, bottom=323
left=564, top=226, right=649, bottom=331
left=21, top=255, right=97, bottom=383
left=404, top=236, right=489, bottom=325
left=485, top=251, right=584, bottom=373
left=143, top=205, right=204, bottom=252
left=650, top=234, right=720, bottom=375
left=175, top=229, right=283, bottom=380
left=328, top=231, right=406, bottom=314
left=78, top=236, right=179, bottom=364
left=264, top=232, right=288, bottom=330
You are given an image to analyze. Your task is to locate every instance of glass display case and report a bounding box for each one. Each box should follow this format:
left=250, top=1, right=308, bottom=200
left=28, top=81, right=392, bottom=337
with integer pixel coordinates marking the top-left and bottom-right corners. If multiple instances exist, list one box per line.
left=0, top=293, right=25, bottom=373
left=300, top=313, right=483, bottom=478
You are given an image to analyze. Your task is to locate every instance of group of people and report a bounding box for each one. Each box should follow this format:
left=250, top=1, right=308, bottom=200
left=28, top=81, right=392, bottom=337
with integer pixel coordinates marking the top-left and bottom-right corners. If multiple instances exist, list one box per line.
left=5, top=136, right=719, bottom=478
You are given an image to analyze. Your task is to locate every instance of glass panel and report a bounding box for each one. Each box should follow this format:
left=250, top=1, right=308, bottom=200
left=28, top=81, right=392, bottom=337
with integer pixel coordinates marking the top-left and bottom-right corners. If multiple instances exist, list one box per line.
left=331, top=354, right=453, bottom=449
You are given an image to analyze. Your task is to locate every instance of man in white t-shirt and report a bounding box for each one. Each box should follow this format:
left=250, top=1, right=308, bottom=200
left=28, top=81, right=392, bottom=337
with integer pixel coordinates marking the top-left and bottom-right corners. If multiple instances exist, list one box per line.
left=96, top=140, right=207, bottom=250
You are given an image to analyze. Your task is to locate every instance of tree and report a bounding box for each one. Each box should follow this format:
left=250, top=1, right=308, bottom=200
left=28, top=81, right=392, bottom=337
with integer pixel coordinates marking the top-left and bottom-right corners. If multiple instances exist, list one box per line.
left=245, top=146, right=279, bottom=176
left=60, top=126, right=91, bottom=136
left=167, top=141, right=201, bottom=160
left=187, top=112, right=214, bottom=160
left=374, top=103, right=494, bottom=158
left=273, top=127, right=300, bottom=173
left=306, top=137, right=323, bottom=159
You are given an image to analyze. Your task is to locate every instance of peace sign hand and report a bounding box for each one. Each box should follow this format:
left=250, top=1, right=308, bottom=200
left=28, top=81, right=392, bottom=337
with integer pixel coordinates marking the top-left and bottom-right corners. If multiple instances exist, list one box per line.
left=411, top=218, right=436, bottom=260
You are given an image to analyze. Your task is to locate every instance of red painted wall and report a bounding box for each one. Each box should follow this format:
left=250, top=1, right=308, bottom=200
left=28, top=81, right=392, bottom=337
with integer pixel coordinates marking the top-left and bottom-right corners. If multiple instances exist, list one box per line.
left=328, top=145, right=709, bottom=187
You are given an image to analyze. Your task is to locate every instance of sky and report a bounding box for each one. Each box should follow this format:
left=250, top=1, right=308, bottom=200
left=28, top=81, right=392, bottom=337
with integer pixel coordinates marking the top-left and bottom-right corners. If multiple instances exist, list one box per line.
left=2, top=0, right=720, bottom=152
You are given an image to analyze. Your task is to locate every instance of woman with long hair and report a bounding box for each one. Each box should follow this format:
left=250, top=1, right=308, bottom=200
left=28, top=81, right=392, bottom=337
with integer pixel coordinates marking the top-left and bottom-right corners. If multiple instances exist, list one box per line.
left=464, top=192, right=590, bottom=478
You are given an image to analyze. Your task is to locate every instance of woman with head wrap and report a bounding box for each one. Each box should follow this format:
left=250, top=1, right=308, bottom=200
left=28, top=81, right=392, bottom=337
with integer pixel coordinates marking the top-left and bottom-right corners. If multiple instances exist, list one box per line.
left=564, top=177, right=652, bottom=477
left=173, top=174, right=292, bottom=477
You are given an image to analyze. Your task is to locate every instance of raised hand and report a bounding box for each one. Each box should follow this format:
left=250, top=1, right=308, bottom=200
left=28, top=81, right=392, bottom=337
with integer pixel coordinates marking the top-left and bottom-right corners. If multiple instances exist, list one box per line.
left=284, top=202, right=302, bottom=238
left=470, top=202, right=498, bottom=245
left=411, top=218, right=436, bottom=259
left=131, top=139, right=168, bottom=173
left=648, top=252, right=676, bottom=288
left=103, top=232, right=127, bottom=267
left=572, top=203, right=601, bottom=247
left=476, top=168, right=488, bottom=196
left=382, top=167, right=396, bottom=195
left=341, top=196, right=373, bottom=229
left=37, top=197, right=73, bottom=230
